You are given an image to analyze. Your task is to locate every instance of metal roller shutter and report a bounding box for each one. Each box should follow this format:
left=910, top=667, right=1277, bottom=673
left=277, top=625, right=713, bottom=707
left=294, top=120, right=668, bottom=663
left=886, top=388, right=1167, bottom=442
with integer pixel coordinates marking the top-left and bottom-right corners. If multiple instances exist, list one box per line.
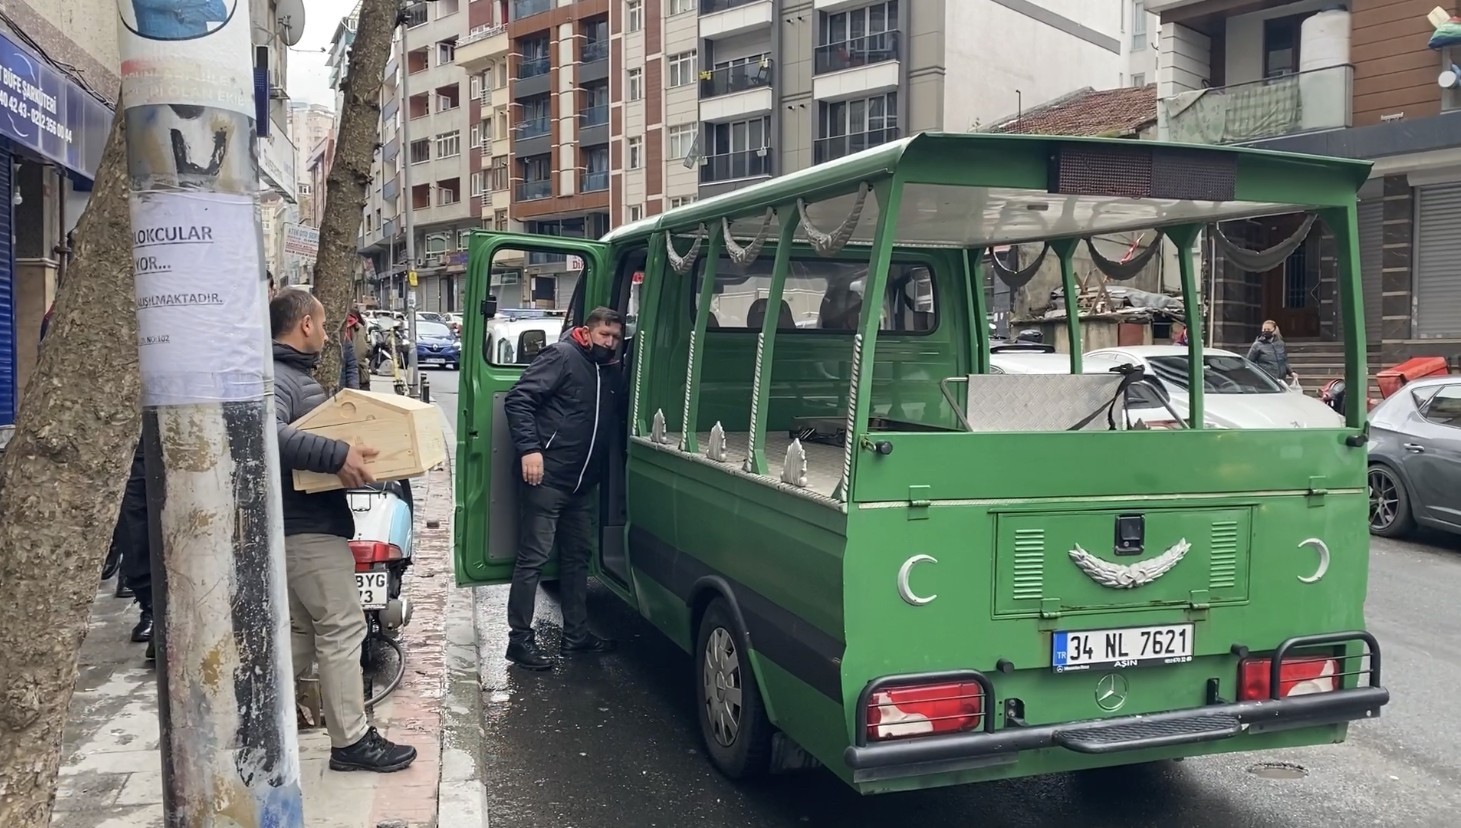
left=0, top=143, right=14, bottom=427
left=1414, top=182, right=1461, bottom=338
left=1358, top=197, right=1383, bottom=343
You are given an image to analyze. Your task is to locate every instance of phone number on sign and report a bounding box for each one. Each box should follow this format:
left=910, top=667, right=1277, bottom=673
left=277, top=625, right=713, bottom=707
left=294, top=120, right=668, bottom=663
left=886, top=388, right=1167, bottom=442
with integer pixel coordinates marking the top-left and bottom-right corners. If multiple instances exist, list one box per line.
left=0, top=97, right=73, bottom=143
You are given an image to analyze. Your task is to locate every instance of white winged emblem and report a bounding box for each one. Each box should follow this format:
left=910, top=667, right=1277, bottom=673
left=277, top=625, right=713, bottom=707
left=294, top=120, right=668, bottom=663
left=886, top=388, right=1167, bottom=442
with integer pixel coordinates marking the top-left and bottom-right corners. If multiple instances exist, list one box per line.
left=1069, top=538, right=1191, bottom=589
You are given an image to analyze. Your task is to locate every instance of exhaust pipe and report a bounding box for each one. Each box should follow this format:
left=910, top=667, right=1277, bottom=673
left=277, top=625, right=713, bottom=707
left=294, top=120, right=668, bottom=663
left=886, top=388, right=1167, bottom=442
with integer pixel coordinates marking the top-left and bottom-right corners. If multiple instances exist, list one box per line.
left=381, top=595, right=413, bottom=631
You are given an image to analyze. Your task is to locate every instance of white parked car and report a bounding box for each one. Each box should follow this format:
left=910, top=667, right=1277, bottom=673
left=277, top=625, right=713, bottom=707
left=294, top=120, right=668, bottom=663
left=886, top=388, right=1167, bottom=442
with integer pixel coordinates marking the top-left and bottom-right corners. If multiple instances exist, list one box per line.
left=987, top=344, right=1177, bottom=428
left=1084, top=344, right=1343, bottom=429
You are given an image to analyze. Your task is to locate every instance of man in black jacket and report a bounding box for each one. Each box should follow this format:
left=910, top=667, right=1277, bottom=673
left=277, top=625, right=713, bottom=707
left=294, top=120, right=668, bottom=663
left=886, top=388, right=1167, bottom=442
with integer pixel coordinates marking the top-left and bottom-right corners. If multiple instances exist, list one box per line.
left=271, top=288, right=417, bottom=772
left=501, top=306, right=625, bottom=669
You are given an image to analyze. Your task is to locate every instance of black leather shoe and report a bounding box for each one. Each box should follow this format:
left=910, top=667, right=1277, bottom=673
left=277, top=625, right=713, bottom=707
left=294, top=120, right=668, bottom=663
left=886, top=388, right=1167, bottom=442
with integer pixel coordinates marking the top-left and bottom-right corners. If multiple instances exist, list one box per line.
left=562, top=633, right=617, bottom=654
left=328, top=727, right=417, bottom=773
left=131, top=611, right=153, bottom=642
left=505, top=640, right=553, bottom=670
left=101, top=548, right=121, bottom=582
left=115, top=581, right=134, bottom=599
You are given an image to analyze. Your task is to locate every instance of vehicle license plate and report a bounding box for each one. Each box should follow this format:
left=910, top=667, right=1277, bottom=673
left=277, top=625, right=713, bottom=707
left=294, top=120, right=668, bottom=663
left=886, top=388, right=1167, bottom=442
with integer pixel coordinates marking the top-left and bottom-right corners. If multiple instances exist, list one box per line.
left=425, top=357, right=445, bottom=365
left=1052, top=624, right=1195, bottom=672
left=356, top=572, right=389, bottom=610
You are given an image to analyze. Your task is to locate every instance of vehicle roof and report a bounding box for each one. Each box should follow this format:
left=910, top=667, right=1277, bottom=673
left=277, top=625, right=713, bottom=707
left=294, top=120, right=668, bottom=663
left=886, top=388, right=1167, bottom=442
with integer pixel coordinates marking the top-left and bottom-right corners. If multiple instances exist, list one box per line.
left=989, top=352, right=1126, bottom=373
left=601, top=132, right=1372, bottom=249
left=1091, top=345, right=1243, bottom=359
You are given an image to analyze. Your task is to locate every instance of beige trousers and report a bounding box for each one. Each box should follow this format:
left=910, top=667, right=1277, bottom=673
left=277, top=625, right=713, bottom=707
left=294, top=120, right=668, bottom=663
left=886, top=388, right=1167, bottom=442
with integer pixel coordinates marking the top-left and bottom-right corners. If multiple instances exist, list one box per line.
left=286, top=532, right=369, bottom=748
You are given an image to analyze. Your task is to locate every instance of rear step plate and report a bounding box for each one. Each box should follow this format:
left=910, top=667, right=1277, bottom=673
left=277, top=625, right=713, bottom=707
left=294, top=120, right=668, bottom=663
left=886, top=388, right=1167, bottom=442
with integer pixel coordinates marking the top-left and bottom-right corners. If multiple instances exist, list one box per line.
left=1054, top=714, right=1242, bottom=754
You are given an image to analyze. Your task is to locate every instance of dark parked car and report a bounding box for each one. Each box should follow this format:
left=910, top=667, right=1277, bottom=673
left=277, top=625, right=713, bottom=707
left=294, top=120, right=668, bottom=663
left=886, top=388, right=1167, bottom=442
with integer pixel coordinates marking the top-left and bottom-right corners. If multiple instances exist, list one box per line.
left=1367, top=376, right=1461, bottom=537
left=413, top=320, right=461, bottom=371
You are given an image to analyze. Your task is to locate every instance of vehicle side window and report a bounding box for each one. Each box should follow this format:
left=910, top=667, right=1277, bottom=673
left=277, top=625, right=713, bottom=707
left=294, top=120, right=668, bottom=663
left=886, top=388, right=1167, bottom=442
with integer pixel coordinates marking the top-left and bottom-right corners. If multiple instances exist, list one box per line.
left=1419, top=385, right=1461, bottom=428
left=518, top=330, right=546, bottom=363
left=563, top=266, right=587, bottom=334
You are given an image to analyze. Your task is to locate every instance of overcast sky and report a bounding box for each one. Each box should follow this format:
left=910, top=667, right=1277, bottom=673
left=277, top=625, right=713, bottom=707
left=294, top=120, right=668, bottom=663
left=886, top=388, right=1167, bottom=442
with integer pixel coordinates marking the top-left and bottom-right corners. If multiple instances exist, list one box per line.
left=285, top=0, right=358, bottom=109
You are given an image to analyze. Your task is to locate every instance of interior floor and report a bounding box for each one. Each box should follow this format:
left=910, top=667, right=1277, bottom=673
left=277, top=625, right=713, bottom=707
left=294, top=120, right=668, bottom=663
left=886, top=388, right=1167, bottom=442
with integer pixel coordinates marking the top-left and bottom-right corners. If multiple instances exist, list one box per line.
left=657, top=429, right=846, bottom=498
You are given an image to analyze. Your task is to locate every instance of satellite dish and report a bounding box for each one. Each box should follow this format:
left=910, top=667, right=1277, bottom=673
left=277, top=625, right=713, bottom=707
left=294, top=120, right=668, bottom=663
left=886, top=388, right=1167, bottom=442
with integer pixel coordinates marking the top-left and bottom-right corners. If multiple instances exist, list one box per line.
left=277, top=0, right=306, bottom=47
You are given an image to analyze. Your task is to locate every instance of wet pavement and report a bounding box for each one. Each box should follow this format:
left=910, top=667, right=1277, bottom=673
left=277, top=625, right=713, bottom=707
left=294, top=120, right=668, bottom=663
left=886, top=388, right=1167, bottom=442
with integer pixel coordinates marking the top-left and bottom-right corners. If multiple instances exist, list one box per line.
left=434, top=371, right=1459, bottom=827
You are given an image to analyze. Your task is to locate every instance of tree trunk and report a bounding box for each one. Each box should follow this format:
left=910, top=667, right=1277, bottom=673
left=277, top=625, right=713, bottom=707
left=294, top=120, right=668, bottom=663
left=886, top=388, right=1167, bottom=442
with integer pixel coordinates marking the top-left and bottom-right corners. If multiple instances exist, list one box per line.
left=0, top=111, right=142, bottom=827
left=312, top=0, right=398, bottom=393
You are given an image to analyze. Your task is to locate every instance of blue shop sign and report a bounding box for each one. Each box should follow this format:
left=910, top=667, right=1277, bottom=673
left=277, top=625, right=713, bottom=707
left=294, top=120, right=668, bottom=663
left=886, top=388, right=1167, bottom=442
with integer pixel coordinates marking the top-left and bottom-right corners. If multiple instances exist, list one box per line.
left=0, top=33, right=112, bottom=180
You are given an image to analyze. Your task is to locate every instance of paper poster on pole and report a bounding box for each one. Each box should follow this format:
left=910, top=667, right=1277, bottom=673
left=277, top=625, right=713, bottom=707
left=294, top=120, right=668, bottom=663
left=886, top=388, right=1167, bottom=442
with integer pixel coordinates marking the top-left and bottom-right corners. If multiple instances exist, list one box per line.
left=116, top=0, right=255, bottom=117
left=131, top=190, right=269, bottom=406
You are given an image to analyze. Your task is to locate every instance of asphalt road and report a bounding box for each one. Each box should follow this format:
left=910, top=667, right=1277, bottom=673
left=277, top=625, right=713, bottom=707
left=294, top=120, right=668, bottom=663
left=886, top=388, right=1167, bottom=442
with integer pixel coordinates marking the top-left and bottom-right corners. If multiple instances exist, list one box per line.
left=428, top=371, right=1458, bottom=828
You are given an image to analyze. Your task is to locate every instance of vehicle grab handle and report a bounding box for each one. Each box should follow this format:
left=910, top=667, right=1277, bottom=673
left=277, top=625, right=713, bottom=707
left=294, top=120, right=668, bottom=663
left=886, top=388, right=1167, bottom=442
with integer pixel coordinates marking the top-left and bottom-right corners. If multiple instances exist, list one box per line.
left=939, top=376, right=973, bottom=431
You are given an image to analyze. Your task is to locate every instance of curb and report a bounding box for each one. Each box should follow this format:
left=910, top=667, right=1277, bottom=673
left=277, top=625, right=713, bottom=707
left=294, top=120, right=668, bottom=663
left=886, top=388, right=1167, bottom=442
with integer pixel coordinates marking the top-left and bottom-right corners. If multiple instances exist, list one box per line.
left=427, top=407, right=490, bottom=827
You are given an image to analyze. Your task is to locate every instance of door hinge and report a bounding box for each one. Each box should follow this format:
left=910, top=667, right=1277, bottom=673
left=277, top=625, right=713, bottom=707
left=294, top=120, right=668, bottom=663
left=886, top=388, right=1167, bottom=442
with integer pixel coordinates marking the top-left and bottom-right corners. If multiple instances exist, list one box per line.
left=907, top=484, right=930, bottom=519
left=1307, top=476, right=1327, bottom=508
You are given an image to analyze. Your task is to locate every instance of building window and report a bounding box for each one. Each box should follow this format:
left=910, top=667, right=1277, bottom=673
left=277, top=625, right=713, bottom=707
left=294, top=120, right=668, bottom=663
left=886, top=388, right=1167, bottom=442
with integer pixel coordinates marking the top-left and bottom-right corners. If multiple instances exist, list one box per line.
left=668, top=123, right=697, bottom=160
left=470, top=123, right=481, bottom=148
left=409, top=138, right=431, bottom=164
left=667, top=51, right=697, bottom=88
left=436, top=130, right=461, bottom=158
left=815, top=92, right=898, bottom=163
left=627, top=0, right=643, bottom=32
left=627, top=68, right=643, bottom=101
left=628, top=205, right=643, bottom=222
left=458, top=228, right=472, bottom=249
left=490, top=155, right=509, bottom=190
left=470, top=74, right=481, bottom=98
left=438, top=41, right=456, bottom=64
left=1131, top=72, right=1145, bottom=87
left=821, top=1, right=898, bottom=46
left=1131, top=1, right=1146, bottom=51
left=669, top=0, right=693, bottom=14
left=669, top=196, right=696, bottom=209
left=471, top=170, right=487, bottom=197
left=438, top=181, right=460, bottom=205
left=627, top=136, right=643, bottom=169
left=1263, top=14, right=1304, bottom=78
left=495, top=209, right=508, bottom=231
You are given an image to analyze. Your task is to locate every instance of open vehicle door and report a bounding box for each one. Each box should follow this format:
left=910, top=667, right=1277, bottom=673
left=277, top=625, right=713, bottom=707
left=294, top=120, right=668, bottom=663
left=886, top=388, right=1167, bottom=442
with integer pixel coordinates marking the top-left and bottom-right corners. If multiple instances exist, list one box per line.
left=454, top=234, right=610, bottom=586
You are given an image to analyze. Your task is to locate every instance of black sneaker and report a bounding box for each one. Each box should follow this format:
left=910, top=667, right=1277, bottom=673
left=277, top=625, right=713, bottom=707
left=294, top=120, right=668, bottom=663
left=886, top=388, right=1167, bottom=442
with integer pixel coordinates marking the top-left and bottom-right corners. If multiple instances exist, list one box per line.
left=505, top=639, right=553, bottom=670
left=131, top=611, right=154, bottom=643
left=562, top=633, right=617, bottom=654
left=328, top=727, right=417, bottom=773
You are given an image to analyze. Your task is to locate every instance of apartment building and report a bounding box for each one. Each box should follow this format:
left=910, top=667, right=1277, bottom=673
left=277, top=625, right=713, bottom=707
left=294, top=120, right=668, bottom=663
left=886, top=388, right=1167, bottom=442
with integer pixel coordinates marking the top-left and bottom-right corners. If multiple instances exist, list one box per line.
left=357, top=0, right=478, bottom=313
left=1151, top=0, right=1461, bottom=371
left=289, top=102, right=337, bottom=223
left=588, top=0, right=1124, bottom=212
left=458, top=1, right=532, bottom=307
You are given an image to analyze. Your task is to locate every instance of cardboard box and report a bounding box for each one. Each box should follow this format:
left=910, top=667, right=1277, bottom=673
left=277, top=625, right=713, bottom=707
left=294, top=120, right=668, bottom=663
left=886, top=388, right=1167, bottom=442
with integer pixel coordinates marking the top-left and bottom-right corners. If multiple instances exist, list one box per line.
left=290, top=389, right=448, bottom=493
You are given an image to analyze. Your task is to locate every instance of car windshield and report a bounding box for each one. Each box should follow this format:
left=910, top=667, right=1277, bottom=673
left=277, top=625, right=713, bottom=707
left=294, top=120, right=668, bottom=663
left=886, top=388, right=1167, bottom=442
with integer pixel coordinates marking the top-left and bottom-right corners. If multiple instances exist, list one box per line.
left=1146, top=355, right=1286, bottom=394
left=417, top=321, right=452, bottom=338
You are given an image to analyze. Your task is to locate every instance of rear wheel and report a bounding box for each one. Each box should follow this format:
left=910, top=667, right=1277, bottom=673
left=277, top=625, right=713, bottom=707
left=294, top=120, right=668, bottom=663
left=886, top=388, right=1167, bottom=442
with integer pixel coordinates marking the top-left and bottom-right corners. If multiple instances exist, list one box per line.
left=694, top=598, right=772, bottom=780
left=1368, top=464, right=1414, bottom=538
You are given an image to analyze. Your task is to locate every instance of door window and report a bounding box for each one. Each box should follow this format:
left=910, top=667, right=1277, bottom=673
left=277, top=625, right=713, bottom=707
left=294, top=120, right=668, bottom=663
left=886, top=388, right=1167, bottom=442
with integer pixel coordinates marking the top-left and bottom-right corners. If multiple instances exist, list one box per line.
left=1419, top=384, right=1461, bottom=428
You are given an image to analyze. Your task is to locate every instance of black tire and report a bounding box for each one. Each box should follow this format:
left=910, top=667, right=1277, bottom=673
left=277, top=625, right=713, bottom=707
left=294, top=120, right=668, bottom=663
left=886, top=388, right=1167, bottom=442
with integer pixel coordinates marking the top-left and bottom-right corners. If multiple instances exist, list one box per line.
left=1368, top=464, right=1414, bottom=538
left=694, top=598, right=773, bottom=780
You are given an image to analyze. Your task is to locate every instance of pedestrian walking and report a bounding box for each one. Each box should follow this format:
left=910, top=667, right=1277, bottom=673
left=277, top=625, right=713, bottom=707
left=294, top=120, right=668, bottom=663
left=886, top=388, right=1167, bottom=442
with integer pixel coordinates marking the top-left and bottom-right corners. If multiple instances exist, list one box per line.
left=1247, top=319, right=1294, bottom=384
left=1172, top=320, right=1189, bottom=346
left=270, top=287, right=418, bottom=772
left=501, top=306, right=626, bottom=670
left=110, top=436, right=157, bottom=660
left=340, top=310, right=362, bottom=392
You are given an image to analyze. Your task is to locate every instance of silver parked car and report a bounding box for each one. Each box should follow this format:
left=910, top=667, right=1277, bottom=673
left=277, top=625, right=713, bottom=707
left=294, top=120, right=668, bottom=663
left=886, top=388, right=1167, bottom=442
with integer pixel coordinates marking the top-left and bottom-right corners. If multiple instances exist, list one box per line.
left=1367, top=375, right=1461, bottom=537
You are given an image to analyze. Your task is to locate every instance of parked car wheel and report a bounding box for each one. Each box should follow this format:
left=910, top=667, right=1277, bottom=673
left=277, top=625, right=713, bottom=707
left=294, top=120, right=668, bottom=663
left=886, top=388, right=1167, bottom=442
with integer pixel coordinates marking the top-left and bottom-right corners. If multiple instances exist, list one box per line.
left=694, top=598, right=772, bottom=780
left=1368, top=464, right=1414, bottom=538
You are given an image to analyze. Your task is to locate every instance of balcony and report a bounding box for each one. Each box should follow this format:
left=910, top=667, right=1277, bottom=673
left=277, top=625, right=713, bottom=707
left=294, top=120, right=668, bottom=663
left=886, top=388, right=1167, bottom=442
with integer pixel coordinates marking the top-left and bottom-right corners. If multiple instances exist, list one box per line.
left=518, top=55, right=550, bottom=79
left=517, top=179, right=552, bottom=201
left=814, top=128, right=901, bottom=164
left=515, top=117, right=551, bottom=139
left=1158, top=65, right=1353, bottom=146
left=700, top=0, right=772, bottom=39
left=513, top=0, right=551, bottom=20
left=700, top=61, right=772, bottom=98
left=580, top=106, right=609, bottom=128
left=457, top=24, right=507, bottom=70
left=699, top=149, right=771, bottom=184
left=581, top=171, right=608, bottom=192
left=583, top=40, right=609, bottom=63
left=815, top=31, right=900, bottom=75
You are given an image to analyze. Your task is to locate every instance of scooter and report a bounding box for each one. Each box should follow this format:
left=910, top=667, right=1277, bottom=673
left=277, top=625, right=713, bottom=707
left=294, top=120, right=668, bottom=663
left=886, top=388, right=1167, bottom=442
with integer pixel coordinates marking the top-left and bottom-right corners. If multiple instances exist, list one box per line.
left=347, top=479, right=414, bottom=705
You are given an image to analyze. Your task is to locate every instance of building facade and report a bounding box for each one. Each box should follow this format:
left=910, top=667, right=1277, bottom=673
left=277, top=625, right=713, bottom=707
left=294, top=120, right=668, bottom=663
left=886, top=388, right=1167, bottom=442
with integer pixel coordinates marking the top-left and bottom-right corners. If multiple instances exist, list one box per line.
left=289, top=102, right=337, bottom=223
left=1152, top=0, right=1460, bottom=379
left=357, top=0, right=479, bottom=314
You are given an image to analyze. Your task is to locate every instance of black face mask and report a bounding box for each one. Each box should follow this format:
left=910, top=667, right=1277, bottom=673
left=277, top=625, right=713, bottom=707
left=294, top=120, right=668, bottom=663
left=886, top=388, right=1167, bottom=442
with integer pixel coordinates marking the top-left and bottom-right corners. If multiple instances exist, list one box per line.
left=587, top=343, right=615, bottom=364
left=1260, top=332, right=1274, bottom=342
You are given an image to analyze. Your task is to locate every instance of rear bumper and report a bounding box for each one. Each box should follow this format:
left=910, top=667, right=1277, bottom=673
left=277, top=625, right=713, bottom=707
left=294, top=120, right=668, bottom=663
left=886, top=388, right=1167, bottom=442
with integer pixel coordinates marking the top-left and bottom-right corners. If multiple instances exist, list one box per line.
left=843, top=631, right=1389, bottom=783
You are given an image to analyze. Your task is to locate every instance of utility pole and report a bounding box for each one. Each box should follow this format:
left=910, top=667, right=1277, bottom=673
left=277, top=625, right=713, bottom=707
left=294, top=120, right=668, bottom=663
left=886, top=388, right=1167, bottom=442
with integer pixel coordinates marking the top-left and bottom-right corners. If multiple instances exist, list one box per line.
left=117, top=6, right=303, bottom=827
left=398, top=0, right=421, bottom=397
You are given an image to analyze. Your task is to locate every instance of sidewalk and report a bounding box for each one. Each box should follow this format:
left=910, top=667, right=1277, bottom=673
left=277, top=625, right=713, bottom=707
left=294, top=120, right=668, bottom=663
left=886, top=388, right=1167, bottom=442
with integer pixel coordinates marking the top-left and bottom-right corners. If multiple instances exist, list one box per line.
left=51, top=406, right=485, bottom=827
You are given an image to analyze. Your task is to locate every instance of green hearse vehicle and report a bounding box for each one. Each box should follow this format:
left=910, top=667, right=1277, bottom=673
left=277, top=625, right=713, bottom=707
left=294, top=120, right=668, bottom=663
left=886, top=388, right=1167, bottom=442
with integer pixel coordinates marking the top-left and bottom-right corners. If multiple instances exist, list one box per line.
left=453, top=132, right=1389, bottom=794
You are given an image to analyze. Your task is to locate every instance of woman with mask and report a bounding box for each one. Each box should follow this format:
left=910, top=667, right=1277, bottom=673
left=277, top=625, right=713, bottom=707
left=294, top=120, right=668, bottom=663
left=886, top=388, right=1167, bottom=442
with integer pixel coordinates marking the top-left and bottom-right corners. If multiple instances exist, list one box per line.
left=1247, top=319, right=1293, bottom=383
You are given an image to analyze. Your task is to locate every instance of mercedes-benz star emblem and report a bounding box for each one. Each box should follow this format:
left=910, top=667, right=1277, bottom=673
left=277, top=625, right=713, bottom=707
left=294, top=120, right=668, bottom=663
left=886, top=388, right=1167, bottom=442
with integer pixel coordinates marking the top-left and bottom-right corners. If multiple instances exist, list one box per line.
left=1095, top=673, right=1129, bottom=712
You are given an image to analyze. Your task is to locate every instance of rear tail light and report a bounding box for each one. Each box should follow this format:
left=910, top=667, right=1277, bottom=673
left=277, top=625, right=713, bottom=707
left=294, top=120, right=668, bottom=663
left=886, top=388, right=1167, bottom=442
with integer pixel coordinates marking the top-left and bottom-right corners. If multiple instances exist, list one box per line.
left=1238, top=655, right=1338, bottom=701
left=866, top=681, right=983, bottom=742
left=349, top=540, right=405, bottom=572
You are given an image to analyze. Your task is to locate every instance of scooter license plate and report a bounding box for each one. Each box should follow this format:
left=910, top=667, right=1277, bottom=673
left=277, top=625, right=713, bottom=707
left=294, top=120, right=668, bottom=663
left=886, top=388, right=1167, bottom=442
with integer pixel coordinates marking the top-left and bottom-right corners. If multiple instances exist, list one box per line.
left=356, top=571, right=389, bottom=610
